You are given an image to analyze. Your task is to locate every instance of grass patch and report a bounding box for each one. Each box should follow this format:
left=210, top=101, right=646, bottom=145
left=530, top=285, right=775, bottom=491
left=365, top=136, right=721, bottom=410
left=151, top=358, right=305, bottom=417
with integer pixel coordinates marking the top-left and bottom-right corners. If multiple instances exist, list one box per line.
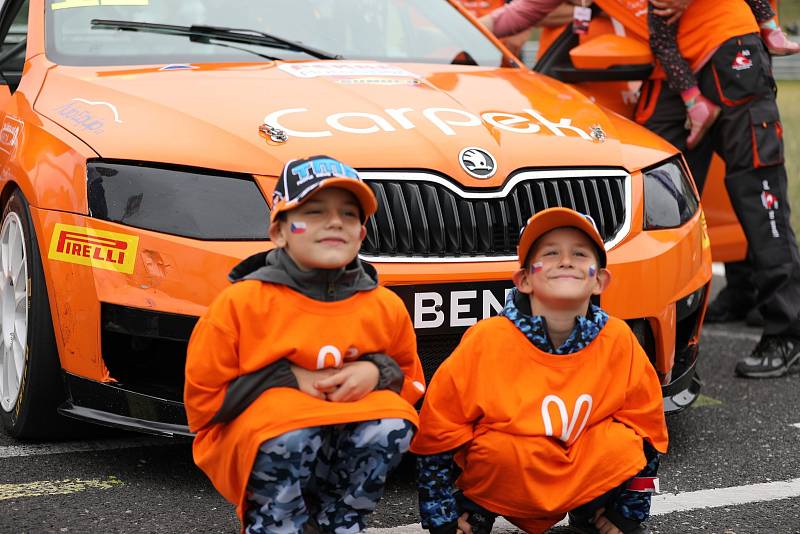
left=777, top=80, right=800, bottom=233
left=779, top=3, right=800, bottom=29
left=691, top=394, right=723, bottom=409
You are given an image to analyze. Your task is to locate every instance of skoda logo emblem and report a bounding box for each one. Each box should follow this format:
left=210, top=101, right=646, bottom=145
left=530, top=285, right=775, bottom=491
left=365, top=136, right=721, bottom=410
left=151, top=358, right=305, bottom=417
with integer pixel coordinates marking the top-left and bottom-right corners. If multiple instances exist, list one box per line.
left=459, top=147, right=497, bottom=179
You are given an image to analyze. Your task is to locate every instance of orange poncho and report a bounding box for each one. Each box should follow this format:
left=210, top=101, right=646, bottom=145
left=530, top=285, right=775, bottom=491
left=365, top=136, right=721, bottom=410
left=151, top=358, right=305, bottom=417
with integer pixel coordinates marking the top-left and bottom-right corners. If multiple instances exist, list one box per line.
left=184, top=281, right=424, bottom=521
left=412, top=316, right=668, bottom=524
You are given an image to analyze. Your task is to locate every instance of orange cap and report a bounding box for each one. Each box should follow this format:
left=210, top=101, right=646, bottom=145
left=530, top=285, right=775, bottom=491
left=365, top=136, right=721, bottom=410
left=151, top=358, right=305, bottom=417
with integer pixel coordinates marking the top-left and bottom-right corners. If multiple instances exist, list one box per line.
left=517, top=207, right=607, bottom=267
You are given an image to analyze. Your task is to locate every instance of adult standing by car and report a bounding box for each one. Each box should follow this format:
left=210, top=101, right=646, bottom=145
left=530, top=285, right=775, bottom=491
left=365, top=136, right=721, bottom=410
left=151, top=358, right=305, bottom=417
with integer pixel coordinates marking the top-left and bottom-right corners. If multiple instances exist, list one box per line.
left=478, top=0, right=800, bottom=378
left=598, top=0, right=800, bottom=378
left=677, top=2, right=783, bottom=328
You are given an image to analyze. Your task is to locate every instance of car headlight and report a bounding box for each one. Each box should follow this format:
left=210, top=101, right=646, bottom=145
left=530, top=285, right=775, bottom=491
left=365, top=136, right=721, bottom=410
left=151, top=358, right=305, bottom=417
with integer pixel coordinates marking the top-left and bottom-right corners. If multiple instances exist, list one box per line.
left=87, top=161, right=270, bottom=240
left=642, top=157, right=699, bottom=230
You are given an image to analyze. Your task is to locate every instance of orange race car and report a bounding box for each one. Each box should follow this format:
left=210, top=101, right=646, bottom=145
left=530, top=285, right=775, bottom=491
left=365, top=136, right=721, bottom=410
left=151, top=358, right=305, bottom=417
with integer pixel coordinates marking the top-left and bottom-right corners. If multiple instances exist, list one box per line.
left=0, top=0, right=712, bottom=439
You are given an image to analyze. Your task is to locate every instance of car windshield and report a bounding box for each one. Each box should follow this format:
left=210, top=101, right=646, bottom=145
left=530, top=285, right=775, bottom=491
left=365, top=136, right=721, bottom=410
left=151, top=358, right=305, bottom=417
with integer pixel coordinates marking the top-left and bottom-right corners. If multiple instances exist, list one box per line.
left=45, top=0, right=508, bottom=67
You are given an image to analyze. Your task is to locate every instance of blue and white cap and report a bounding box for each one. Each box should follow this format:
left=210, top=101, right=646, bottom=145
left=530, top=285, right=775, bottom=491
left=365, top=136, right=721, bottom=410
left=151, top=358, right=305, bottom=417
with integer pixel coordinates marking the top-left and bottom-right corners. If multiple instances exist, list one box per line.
left=271, top=155, right=377, bottom=223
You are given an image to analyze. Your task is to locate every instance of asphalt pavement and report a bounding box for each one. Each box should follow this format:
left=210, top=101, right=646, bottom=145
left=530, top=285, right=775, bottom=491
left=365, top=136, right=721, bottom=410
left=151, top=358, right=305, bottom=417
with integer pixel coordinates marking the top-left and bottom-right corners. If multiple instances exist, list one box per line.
left=1, top=275, right=799, bottom=533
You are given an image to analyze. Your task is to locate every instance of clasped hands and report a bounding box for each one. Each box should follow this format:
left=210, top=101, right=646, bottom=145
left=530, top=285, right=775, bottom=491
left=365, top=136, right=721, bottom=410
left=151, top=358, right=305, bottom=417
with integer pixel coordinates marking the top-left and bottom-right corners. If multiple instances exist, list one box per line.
left=291, top=361, right=379, bottom=402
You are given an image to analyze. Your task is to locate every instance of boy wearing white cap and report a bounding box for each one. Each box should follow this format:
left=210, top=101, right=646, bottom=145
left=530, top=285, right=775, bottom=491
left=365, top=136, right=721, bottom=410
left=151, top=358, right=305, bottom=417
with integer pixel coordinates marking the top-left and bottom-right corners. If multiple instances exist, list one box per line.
left=184, top=155, right=425, bottom=534
left=412, top=207, right=668, bottom=534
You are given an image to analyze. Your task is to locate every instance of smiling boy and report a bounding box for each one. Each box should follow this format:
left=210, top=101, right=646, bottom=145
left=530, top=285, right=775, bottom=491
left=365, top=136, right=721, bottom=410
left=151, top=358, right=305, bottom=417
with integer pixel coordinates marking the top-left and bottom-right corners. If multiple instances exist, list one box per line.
left=184, top=155, right=425, bottom=534
left=412, top=207, right=669, bottom=534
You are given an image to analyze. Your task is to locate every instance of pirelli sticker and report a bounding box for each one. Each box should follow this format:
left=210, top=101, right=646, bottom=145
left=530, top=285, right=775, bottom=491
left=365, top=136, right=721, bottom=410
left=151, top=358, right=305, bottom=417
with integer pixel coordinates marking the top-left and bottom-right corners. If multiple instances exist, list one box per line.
left=48, top=224, right=138, bottom=274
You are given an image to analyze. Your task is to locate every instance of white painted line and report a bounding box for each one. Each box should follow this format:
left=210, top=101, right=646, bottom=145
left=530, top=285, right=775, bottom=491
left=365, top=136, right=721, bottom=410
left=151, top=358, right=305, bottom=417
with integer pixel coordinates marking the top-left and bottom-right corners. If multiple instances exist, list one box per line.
left=712, top=262, right=725, bottom=277
left=370, top=478, right=800, bottom=533
left=0, top=477, right=122, bottom=501
left=791, top=423, right=800, bottom=429
left=651, top=477, right=800, bottom=515
left=701, top=327, right=760, bottom=342
left=0, top=436, right=182, bottom=459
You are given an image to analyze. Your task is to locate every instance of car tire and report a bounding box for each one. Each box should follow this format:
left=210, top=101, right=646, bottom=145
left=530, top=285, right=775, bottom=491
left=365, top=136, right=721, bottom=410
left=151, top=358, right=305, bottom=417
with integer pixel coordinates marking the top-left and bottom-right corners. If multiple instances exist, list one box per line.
left=0, top=189, right=68, bottom=439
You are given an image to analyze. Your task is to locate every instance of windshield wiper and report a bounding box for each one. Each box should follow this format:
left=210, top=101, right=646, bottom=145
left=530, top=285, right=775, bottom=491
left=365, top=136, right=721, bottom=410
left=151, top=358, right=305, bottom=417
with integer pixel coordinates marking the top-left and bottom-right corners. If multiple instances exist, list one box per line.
left=91, top=20, right=342, bottom=60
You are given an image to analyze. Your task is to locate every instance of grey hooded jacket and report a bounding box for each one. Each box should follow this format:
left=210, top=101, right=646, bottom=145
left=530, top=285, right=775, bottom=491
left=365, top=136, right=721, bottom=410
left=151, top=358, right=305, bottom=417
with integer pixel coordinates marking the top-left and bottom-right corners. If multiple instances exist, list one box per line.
left=209, top=248, right=405, bottom=424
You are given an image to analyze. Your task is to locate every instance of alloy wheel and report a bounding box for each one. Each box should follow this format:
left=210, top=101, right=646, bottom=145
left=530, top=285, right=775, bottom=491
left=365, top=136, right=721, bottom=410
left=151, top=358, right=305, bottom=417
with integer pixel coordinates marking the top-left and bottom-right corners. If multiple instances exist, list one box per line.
left=0, top=212, right=29, bottom=412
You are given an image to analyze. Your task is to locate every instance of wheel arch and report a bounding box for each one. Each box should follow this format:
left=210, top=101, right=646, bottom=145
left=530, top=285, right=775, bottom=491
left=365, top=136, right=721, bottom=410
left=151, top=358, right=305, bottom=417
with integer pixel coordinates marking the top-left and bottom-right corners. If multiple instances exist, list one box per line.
left=0, top=179, right=66, bottom=369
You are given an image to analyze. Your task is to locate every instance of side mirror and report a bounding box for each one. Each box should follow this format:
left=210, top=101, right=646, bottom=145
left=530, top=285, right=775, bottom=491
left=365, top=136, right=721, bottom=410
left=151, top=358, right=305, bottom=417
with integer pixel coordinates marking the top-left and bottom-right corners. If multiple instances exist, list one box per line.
left=552, top=34, right=654, bottom=82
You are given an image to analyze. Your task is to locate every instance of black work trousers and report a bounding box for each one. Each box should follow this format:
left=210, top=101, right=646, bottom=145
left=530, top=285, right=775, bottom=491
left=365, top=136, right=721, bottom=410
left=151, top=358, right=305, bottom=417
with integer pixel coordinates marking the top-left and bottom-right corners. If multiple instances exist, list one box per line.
left=636, top=33, right=800, bottom=337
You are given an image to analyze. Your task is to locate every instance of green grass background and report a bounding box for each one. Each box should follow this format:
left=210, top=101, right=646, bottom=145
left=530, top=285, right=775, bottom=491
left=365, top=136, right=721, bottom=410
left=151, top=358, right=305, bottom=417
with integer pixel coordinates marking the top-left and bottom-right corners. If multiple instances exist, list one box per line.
left=777, top=80, right=800, bottom=233
left=779, top=2, right=800, bottom=26
left=778, top=0, right=800, bottom=233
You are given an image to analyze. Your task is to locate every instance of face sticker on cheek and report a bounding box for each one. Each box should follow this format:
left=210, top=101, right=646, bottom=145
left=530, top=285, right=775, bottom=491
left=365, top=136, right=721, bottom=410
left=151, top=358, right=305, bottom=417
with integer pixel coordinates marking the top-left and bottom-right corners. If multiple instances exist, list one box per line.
left=588, top=264, right=597, bottom=277
left=290, top=221, right=307, bottom=234
left=530, top=261, right=543, bottom=274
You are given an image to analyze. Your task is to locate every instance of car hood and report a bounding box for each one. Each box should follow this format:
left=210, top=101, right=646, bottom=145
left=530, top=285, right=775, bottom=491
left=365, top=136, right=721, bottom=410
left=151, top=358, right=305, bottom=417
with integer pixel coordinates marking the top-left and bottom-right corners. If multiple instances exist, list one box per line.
left=36, top=61, right=676, bottom=182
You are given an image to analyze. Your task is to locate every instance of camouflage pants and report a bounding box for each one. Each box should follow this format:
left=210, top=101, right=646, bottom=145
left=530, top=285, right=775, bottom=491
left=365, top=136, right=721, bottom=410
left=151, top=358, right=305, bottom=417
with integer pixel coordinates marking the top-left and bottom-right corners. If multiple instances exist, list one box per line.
left=244, top=418, right=414, bottom=534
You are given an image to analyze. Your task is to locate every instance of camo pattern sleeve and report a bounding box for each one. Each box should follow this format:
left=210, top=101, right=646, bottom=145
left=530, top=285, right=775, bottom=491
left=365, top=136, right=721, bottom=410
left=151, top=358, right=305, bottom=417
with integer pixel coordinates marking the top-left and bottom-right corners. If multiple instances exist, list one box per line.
left=417, top=452, right=459, bottom=532
left=614, top=441, right=661, bottom=522
left=499, top=289, right=608, bottom=354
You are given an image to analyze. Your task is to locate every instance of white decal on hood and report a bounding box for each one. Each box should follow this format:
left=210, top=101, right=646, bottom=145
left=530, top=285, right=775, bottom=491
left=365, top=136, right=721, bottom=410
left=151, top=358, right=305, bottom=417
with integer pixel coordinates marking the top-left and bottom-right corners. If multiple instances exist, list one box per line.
left=279, top=62, right=419, bottom=79
left=263, top=107, right=592, bottom=140
left=72, top=98, right=123, bottom=123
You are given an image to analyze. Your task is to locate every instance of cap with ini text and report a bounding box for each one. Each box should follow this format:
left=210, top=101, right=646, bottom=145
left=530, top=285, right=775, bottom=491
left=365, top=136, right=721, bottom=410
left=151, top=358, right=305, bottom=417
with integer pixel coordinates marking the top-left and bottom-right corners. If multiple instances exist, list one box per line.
left=517, top=207, right=607, bottom=268
left=270, top=155, right=378, bottom=223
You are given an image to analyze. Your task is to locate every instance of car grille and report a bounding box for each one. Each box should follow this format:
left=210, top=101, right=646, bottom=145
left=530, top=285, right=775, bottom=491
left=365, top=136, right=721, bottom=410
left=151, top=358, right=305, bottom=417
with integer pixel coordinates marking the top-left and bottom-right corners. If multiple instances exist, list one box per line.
left=360, top=170, right=629, bottom=259
left=417, top=333, right=464, bottom=385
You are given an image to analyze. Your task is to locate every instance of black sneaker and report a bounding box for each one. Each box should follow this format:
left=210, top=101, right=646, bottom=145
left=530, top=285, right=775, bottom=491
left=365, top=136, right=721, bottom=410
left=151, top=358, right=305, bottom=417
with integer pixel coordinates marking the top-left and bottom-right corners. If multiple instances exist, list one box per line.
left=466, top=510, right=496, bottom=534
left=735, top=335, right=800, bottom=378
left=545, top=527, right=596, bottom=534
left=565, top=512, right=598, bottom=533
left=705, top=287, right=756, bottom=323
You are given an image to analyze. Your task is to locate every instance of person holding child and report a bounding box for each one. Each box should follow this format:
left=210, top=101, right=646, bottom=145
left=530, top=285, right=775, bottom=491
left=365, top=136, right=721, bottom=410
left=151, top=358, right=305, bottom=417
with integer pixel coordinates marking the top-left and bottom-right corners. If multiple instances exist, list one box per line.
left=648, top=0, right=798, bottom=150
left=184, top=155, right=426, bottom=534
left=480, top=0, right=800, bottom=377
left=478, top=0, right=798, bottom=152
left=412, top=208, right=669, bottom=534
left=627, top=0, right=800, bottom=378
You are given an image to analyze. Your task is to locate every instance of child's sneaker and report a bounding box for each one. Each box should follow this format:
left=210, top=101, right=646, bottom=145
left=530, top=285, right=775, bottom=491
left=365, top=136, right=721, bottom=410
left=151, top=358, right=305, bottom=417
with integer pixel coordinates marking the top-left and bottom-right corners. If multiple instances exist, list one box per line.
left=685, top=95, right=720, bottom=150
left=761, top=28, right=800, bottom=56
left=465, top=510, right=496, bottom=534
left=545, top=527, right=597, bottom=534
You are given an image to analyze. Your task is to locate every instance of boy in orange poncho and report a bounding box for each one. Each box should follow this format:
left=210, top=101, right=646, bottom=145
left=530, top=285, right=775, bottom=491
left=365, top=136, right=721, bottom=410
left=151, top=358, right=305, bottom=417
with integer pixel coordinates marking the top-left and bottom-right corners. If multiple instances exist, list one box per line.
left=412, top=207, right=668, bottom=534
left=184, top=155, right=425, bottom=534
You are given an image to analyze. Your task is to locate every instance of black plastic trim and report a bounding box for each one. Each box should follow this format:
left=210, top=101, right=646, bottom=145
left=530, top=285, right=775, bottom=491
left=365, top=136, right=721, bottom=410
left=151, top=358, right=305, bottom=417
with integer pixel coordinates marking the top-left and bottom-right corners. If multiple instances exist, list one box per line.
left=102, top=303, right=198, bottom=342
left=551, top=64, right=654, bottom=83
left=662, top=355, right=701, bottom=414
left=59, top=373, right=192, bottom=437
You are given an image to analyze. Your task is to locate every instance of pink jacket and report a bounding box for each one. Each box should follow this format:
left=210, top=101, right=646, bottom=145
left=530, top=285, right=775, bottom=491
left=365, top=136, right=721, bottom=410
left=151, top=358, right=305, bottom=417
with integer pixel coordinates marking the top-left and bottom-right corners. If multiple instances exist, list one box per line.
left=490, top=0, right=565, bottom=37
